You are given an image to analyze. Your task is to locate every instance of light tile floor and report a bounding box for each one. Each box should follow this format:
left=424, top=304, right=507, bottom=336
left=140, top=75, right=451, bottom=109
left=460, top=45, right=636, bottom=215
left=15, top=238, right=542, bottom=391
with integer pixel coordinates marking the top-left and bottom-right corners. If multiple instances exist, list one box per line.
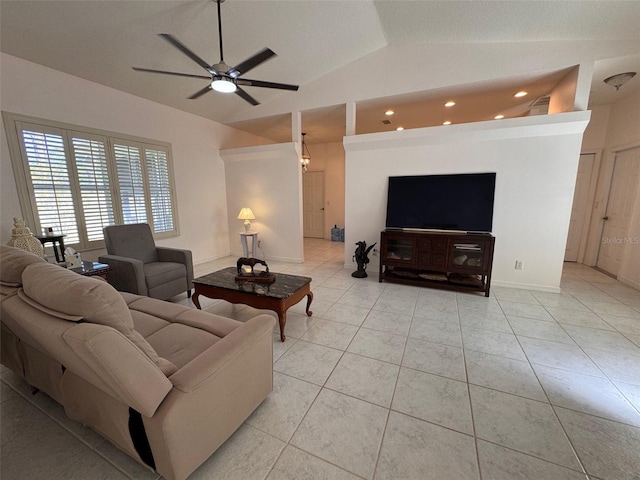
left=2, top=238, right=640, bottom=479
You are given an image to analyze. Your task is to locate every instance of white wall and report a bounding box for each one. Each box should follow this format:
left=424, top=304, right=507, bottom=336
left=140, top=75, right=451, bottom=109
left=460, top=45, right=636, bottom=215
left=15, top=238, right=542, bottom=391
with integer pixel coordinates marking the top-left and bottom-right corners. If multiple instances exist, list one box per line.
left=548, top=67, right=579, bottom=114
left=0, top=54, right=270, bottom=265
left=344, top=112, right=591, bottom=291
left=305, top=141, right=346, bottom=238
left=582, top=105, right=611, bottom=151
left=581, top=91, right=640, bottom=288
left=608, top=126, right=640, bottom=288
left=229, top=39, right=639, bottom=125
left=221, top=143, right=304, bottom=263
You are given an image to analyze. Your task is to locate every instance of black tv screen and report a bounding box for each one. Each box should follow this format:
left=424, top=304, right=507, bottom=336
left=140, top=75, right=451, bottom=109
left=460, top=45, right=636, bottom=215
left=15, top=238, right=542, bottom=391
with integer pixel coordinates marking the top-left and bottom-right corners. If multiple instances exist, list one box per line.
left=385, top=173, right=496, bottom=233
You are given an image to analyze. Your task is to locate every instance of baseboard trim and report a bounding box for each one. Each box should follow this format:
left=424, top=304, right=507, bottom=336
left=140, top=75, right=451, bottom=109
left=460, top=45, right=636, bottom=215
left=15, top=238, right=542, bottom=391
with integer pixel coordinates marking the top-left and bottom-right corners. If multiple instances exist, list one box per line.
left=194, top=253, right=231, bottom=266
left=491, top=280, right=561, bottom=294
left=229, top=250, right=304, bottom=264
left=618, top=276, right=640, bottom=291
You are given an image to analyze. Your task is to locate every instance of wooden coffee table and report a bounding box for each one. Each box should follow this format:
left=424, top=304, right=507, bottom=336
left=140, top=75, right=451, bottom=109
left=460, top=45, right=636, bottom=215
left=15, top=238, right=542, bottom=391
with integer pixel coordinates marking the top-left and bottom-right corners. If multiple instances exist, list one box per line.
left=192, top=267, right=313, bottom=341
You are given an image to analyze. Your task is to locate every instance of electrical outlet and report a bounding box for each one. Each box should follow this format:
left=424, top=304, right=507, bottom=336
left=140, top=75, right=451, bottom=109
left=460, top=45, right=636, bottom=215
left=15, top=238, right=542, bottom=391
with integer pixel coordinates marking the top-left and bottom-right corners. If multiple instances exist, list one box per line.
left=372, top=248, right=378, bottom=256
left=515, top=260, right=523, bottom=270
left=258, top=240, right=262, bottom=248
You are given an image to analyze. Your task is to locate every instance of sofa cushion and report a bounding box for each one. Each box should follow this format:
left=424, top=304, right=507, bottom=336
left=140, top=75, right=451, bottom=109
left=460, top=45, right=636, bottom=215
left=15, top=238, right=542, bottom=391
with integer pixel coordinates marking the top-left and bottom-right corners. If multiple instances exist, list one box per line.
left=146, top=323, right=220, bottom=370
left=127, top=295, right=242, bottom=338
left=21, top=262, right=177, bottom=376
left=17, top=289, right=83, bottom=321
left=130, top=310, right=170, bottom=338
left=144, top=262, right=187, bottom=289
left=0, top=245, right=46, bottom=286
left=23, top=262, right=134, bottom=330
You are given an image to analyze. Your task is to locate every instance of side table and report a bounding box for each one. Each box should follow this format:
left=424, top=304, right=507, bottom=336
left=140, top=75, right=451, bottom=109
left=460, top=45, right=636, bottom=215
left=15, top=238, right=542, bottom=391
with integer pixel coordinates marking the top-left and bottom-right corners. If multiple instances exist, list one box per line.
left=68, top=260, right=111, bottom=280
left=35, top=235, right=66, bottom=263
left=240, top=231, right=258, bottom=258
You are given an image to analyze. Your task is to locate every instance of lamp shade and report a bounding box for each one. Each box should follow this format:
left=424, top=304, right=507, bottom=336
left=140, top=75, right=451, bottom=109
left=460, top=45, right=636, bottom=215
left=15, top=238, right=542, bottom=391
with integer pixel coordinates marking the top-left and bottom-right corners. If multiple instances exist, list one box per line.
left=237, top=208, right=255, bottom=220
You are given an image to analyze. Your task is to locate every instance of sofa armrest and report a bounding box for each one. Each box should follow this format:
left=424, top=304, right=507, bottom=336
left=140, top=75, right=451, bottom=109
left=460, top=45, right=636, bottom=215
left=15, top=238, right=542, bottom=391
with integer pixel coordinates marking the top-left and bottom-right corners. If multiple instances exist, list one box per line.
left=156, top=247, right=193, bottom=287
left=143, top=313, right=275, bottom=480
left=169, top=314, right=275, bottom=393
left=98, top=254, right=147, bottom=295
left=63, top=323, right=172, bottom=417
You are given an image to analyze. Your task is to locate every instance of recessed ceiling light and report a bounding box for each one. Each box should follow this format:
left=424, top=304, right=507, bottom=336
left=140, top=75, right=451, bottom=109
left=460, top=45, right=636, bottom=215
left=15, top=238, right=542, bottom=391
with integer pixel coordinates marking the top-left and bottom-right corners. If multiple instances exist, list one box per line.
left=443, top=121, right=452, bottom=125
left=444, top=101, right=456, bottom=107
left=494, top=114, right=505, bottom=120
left=396, top=126, right=404, bottom=131
left=385, top=110, right=395, bottom=116
left=514, top=91, right=528, bottom=98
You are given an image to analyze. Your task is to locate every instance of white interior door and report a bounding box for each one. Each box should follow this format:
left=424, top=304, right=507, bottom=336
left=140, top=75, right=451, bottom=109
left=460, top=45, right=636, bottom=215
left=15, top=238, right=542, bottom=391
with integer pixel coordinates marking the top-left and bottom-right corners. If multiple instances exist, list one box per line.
left=597, top=147, right=640, bottom=276
left=565, top=153, right=595, bottom=262
left=303, top=171, right=325, bottom=238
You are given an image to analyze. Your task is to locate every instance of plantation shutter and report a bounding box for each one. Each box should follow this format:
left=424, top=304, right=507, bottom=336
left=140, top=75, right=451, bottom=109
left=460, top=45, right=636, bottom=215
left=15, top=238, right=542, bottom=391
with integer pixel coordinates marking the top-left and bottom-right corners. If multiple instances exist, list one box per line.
left=18, top=123, right=80, bottom=244
left=144, top=146, right=174, bottom=233
left=113, top=141, right=148, bottom=225
left=69, top=133, right=114, bottom=243
left=8, top=114, right=178, bottom=249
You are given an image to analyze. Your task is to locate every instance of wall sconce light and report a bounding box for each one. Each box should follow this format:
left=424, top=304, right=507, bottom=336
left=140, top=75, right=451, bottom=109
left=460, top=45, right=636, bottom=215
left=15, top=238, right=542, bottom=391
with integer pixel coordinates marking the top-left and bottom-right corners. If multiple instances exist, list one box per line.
left=237, top=207, right=255, bottom=232
left=300, top=132, right=311, bottom=172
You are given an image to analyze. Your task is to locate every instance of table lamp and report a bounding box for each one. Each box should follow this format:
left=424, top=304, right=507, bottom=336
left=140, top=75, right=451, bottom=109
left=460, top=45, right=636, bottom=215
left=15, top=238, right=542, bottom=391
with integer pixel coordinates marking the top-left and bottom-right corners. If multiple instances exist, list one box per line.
left=237, top=207, right=255, bottom=232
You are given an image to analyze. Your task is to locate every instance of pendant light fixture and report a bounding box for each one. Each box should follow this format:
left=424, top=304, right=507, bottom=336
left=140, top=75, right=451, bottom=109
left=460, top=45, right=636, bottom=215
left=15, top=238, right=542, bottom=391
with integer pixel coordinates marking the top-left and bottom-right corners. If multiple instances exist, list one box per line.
left=300, top=132, right=311, bottom=172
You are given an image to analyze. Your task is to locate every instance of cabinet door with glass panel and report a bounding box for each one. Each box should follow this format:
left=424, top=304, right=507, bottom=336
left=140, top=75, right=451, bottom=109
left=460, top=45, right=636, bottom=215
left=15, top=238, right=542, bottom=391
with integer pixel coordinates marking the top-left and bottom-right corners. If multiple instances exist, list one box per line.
left=382, top=233, right=416, bottom=266
left=450, top=241, right=490, bottom=272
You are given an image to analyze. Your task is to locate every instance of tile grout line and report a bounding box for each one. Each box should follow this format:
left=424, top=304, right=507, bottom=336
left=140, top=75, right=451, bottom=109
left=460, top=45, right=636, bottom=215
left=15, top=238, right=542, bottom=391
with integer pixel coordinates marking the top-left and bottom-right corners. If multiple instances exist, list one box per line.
left=510, top=307, right=591, bottom=478
left=0, top=377, right=148, bottom=480
left=540, top=289, right=640, bottom=420
left=456, top=293, right=484, bottom=480
left=369, top=289, right=414, bottom=480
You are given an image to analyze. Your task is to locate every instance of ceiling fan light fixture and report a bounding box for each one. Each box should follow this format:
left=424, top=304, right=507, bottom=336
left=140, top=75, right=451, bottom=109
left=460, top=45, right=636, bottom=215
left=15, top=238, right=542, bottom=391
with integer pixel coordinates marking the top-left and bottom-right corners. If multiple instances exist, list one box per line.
left=211, top=76, right=237, bottom=93
left=604, top=72, right=636, bottom=91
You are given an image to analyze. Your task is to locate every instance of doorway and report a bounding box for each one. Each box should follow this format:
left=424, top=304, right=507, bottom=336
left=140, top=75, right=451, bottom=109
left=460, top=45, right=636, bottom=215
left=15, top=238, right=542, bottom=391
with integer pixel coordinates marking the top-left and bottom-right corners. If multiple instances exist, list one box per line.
left=565, top=153, right=596, bottom=262
left=596, top=146, right=640, bottom=276
left=303, top=171, right=325, bottom=238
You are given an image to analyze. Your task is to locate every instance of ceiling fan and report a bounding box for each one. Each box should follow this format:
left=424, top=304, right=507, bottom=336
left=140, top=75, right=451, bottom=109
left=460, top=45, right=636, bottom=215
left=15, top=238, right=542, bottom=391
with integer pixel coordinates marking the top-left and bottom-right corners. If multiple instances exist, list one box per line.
left=133, top=0, right=299, bottom=106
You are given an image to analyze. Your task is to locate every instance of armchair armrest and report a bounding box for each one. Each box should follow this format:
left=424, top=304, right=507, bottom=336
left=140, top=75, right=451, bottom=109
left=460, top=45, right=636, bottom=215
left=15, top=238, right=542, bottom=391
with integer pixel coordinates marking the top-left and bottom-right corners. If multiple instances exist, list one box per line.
left=156, top=247, right=193, bottom=287
left=98, top=254, right=147, bottom=295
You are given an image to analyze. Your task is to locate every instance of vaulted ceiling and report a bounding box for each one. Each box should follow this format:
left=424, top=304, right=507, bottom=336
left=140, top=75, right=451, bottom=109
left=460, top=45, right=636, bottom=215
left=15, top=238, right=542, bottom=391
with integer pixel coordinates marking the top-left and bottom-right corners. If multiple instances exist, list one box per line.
left=2, top=1, right=640, bottom=144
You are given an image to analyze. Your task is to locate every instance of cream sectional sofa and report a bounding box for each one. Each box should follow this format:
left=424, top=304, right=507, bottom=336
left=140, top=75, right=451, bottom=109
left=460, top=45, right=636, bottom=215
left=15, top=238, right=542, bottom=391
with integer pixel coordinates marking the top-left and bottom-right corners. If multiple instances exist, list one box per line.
left=0, top=246, right=275, bottom=480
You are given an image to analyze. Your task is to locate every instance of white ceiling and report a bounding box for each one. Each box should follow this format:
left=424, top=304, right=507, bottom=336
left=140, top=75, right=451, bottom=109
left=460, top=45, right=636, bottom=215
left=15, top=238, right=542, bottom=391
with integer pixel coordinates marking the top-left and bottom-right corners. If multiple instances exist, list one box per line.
left=2, top=1, right=640, bottom=144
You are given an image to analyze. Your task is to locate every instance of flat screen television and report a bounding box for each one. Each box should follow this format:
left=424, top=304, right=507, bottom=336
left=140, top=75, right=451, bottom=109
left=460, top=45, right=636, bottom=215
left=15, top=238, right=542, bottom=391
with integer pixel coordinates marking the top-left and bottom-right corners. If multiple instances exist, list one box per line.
left=385, top=173, right=496, bottom=233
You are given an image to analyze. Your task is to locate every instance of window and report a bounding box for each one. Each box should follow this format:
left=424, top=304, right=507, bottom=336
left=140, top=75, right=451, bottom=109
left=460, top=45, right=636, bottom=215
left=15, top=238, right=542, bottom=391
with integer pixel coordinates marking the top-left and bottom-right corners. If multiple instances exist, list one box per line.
left=4, top=113, right=178, bottom=250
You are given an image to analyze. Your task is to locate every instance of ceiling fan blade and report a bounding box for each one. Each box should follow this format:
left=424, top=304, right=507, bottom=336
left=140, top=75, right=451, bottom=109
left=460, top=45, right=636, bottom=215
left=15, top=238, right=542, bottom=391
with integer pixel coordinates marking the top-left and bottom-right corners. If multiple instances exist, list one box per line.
left=132, top=67, right=211, bottom=80
left=188, top=85, right=213, bottom=100
left=227, top=48, right=276, bottom=78
left=235, top=87, right=260, bottom=106
left=237, top=78, right=299, bottom=91
left=159, top=33, right=214, bottom=73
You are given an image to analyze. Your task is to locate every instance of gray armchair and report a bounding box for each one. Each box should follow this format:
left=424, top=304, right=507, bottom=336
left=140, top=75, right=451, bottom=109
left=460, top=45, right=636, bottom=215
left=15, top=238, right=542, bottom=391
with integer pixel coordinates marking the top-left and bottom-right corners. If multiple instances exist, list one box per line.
left=99, top=223, right=193, bottom=300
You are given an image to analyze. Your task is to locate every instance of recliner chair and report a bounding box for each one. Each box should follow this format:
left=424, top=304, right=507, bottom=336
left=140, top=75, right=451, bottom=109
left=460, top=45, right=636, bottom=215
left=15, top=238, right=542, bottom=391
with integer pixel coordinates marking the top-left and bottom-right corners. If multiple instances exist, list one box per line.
left=99, top=223, right=193, bottom=300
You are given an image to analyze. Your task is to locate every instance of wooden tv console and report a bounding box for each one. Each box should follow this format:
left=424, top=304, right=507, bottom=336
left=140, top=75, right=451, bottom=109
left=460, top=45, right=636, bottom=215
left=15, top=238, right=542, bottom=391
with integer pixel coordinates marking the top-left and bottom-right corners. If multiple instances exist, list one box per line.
left=379, top=229, right=495, bottom=297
